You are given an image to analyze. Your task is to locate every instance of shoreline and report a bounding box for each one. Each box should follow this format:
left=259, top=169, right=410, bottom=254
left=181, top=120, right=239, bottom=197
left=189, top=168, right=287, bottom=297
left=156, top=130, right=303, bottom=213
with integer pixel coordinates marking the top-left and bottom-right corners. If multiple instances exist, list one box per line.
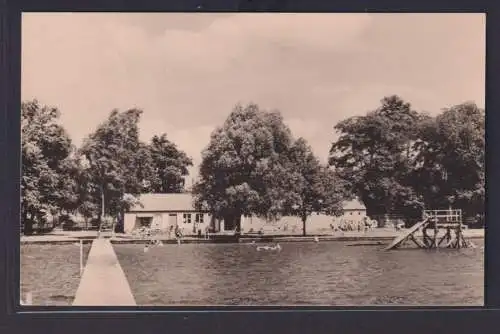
left=21, top=229, right=485, bottom=245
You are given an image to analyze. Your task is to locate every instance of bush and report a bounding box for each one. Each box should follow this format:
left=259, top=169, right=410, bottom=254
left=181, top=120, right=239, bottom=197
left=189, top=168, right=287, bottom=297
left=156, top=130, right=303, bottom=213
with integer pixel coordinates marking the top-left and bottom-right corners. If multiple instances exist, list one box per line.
left=60, top=215, right=77, bottom=231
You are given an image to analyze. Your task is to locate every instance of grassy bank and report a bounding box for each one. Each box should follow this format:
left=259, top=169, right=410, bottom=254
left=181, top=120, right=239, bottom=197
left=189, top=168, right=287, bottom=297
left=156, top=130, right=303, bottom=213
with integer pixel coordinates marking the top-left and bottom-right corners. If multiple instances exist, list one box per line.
left=20, top=228, right=484, bottom=245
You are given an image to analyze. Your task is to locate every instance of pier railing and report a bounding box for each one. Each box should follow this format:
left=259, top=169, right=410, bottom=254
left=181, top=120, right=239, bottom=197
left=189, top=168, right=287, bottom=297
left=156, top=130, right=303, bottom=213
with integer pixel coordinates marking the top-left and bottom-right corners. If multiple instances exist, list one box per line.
left=423, top=209, right=462, bottom=225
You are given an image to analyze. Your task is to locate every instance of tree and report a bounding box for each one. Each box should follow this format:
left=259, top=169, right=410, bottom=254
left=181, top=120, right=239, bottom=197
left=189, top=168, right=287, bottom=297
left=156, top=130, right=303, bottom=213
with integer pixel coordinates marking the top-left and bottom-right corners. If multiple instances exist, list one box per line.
left=145, top=134, right=193, bottom=193
left=79, top=109, right=149, bottom=233
left=329, top=95, right=424, bottom=220
left=285, top=138, right=345, bottom=236
left=193, top=103, right=295, bottom=231
left=21, top=100, right=74, bottom=234
left=413, top=102, right=484, bottom=218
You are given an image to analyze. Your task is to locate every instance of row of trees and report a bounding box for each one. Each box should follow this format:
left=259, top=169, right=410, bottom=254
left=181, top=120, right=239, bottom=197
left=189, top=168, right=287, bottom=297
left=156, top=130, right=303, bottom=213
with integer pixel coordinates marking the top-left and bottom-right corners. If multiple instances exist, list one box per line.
left=21, top=94, right=485, bottom=235
left=329, top=95, right=485, bottom=222
left=193, top=96, right=485, bottom=232
left=21, top=100, right=192, bottom=235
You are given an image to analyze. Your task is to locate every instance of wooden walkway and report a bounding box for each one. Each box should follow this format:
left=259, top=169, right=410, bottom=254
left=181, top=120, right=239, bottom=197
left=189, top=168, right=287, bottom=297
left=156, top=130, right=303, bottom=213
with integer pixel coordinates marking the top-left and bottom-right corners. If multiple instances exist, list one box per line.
left=72, top=238, right=136, bottom=306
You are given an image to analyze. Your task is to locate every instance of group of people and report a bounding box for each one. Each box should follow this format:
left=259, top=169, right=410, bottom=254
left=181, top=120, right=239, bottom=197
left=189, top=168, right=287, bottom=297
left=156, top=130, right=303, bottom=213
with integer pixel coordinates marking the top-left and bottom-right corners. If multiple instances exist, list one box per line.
left=330, top=217, right=378, bottom=233
left=134, top=225, right=184, bottom=242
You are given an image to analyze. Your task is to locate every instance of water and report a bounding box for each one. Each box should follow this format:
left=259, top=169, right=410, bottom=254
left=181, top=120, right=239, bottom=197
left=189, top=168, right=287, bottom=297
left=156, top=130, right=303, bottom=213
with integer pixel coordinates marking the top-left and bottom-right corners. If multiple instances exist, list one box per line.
left=114, top=240, right=484, bottom=306
left=20, top=243, right=92, bottom=306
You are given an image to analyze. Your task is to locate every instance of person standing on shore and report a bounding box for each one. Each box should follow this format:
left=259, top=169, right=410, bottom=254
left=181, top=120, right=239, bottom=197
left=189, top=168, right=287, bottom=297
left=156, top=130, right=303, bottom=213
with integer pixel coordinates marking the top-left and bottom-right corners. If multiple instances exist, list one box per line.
left=175, top=225, right=182, bottom=244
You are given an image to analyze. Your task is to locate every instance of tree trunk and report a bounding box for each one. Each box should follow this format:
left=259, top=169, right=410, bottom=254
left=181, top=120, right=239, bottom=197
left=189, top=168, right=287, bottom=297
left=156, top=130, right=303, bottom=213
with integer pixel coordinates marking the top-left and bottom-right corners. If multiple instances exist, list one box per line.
left=302, top=213, right=307, bottom=237
left=223, top=212, right=241, bottom=232
left=98, top=184, right=105, bottom=238
left=112, top=211, right=119, bottom=238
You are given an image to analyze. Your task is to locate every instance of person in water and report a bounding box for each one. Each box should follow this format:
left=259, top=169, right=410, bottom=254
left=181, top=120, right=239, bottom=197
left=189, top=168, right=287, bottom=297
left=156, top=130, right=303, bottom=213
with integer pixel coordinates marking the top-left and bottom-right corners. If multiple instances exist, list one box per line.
left=256, top=243, right=281, bottom=251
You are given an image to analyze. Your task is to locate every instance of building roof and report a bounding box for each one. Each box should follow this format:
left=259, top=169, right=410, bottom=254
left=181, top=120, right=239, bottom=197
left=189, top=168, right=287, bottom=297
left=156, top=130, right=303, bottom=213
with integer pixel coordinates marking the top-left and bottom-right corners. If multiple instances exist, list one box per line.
left=342, top=199, right=366, bottom=210
left=129, top=193, right=198, bottom=212
left=128, top=193, right=366, bottom=213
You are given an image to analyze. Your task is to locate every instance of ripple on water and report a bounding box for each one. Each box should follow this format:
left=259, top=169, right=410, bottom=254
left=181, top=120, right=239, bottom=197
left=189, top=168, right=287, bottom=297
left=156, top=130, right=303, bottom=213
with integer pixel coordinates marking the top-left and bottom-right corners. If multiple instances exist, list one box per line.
left=114, top=240, right=484, bottom=306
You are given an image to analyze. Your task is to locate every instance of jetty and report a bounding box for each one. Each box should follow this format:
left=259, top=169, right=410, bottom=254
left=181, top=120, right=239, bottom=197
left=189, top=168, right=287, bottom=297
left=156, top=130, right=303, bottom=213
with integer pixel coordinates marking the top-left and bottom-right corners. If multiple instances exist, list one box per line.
left=72, top=238, right=136, bottom=306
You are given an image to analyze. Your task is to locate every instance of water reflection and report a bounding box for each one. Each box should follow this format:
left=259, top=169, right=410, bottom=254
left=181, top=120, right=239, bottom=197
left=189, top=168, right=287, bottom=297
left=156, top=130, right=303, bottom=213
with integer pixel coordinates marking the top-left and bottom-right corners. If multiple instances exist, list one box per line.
left=115, top=240, right=484, bottom=306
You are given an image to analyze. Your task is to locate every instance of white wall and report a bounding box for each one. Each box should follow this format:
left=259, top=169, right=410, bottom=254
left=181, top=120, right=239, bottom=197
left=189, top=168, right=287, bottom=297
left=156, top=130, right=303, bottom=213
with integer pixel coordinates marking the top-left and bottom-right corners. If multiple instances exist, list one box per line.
left=176, top=212, right=211, bottom=235
left=124, top=213, right=136, bottom=233
left=124, top=212, right=215, bottom=235
left=340, top=209, right=367, bottom=222
left=125, top=210, right=367, bottom=235
left=241, top=210, right=368, bottom=233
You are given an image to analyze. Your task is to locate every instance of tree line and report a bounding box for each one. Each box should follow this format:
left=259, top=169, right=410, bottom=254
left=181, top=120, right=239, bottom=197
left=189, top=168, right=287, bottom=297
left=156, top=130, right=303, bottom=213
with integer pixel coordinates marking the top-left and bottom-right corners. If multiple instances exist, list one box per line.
left=21, top=100, right=192, bottom=235
left=329, top=95, right=484, bottom=223
left=21, top=95, right=484, bottom=236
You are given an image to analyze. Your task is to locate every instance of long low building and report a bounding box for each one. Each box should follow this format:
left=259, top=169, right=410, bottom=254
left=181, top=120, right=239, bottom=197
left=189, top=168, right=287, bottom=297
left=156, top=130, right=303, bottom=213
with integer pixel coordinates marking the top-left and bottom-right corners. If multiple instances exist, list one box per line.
left=123, top=193, right=213, bottom=235
left=124, top=193, right=367, bottom=235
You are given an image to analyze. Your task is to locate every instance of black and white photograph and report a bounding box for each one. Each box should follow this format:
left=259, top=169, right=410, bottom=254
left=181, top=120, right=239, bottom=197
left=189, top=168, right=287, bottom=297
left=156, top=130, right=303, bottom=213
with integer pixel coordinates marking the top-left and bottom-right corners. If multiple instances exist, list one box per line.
left=20, top=12, right=485, bottom=307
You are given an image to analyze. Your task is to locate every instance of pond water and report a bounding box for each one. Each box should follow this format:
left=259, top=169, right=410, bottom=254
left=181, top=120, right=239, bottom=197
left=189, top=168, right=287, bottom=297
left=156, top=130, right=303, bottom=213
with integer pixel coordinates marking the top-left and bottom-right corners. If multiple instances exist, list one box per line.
left=115, top=240, right=484, bottom=306
left=21, top=243, right=92, bottom=306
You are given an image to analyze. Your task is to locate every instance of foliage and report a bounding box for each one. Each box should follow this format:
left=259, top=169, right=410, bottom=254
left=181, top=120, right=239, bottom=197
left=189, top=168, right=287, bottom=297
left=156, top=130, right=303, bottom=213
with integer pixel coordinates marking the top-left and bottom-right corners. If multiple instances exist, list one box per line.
left=330, top=96, right=485, bottom=222
left=78, top=109, right=148, bottom=226
left=329, top=95, right=424, bottom=218
left=77, top=109, right=193, bottom=231
left=21, top=100, right=74, bottom=234
left=193, top=103, right=292, bottom=229
left=413, top=102, right=485, bottom=217
left=194, top=103, right=346, bottom=233
left=284, top=138, right=344, bottom=235
left=145, top=134, right=193, bottom=193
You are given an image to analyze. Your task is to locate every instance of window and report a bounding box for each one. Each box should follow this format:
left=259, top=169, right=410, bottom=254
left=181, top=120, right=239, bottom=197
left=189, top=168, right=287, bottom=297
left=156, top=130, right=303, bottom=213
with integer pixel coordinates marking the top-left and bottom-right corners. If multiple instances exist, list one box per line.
left=350, top=212, right=353, bottom=215
left=139, top=217, right=152, bottom=227
left=195, top=213, right=204, bottom=224
left=183, top=213, right=192, bottom=224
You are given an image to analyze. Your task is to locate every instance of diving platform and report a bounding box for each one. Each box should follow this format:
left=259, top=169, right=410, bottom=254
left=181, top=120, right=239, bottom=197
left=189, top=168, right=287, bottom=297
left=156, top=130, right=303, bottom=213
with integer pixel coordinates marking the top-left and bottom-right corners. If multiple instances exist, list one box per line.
left=384, top=209, right=474, bottom=251
left=384, top=219, right=430, bottom=251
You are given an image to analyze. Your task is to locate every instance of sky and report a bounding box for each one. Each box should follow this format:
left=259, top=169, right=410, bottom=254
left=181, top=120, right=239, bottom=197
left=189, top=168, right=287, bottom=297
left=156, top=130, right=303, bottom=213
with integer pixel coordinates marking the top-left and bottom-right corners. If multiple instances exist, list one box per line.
left=22, top=13, right=485, bottom=186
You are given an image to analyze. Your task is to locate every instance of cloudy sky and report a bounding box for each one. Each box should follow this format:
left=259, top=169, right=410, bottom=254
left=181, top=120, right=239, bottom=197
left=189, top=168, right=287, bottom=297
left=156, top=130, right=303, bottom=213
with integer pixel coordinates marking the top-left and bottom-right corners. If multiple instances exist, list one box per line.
left=22, top=13, right=485, bottom=184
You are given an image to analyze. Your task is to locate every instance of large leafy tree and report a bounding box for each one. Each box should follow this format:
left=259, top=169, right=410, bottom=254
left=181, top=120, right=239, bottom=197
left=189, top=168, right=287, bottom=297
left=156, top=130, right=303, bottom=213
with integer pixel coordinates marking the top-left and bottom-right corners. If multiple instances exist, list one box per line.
left=79, top=109, right=150, bottom=232
left=413, top=102, right=485, bottom=218
left=329, top=95, right=424, bottom=219
left=193, top=103, right=295, bottom=231
left=145, top=134, right=193, bottom=193
left=194, top=103, right=346, bottom=233
left=285, top=138, right=345, bottom=236
left=21, top=100, right=74, bottom=234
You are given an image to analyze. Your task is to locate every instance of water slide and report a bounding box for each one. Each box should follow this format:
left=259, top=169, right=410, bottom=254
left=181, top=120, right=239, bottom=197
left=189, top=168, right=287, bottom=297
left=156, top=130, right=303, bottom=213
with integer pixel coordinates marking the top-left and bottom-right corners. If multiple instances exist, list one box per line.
left=384, top=218, right=430, bottom=251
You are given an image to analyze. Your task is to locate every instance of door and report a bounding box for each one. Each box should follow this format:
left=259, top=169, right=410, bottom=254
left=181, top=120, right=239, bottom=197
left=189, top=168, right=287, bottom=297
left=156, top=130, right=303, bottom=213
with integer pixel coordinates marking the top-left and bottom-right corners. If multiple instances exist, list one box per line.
left=152, top=214, right=163, bottom=229
left=168, top=214, right=177, bottom=227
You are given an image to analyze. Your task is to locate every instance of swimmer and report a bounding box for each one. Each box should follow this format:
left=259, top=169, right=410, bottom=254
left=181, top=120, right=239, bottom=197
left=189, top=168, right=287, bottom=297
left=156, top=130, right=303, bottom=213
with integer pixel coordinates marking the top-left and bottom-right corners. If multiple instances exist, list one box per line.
left=256, top=243, right=281, bottom=251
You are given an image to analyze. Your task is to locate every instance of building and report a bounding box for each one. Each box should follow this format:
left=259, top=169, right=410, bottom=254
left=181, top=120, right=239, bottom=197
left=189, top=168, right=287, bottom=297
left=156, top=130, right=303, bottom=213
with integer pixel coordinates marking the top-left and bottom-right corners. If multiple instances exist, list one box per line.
left=124, top=193, right=367, bottom=235
left=124, top=193, right=222, bottom=235
left=341, top=199, right=368, bottom=220
left=240, top=198, right=367, bottom=233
